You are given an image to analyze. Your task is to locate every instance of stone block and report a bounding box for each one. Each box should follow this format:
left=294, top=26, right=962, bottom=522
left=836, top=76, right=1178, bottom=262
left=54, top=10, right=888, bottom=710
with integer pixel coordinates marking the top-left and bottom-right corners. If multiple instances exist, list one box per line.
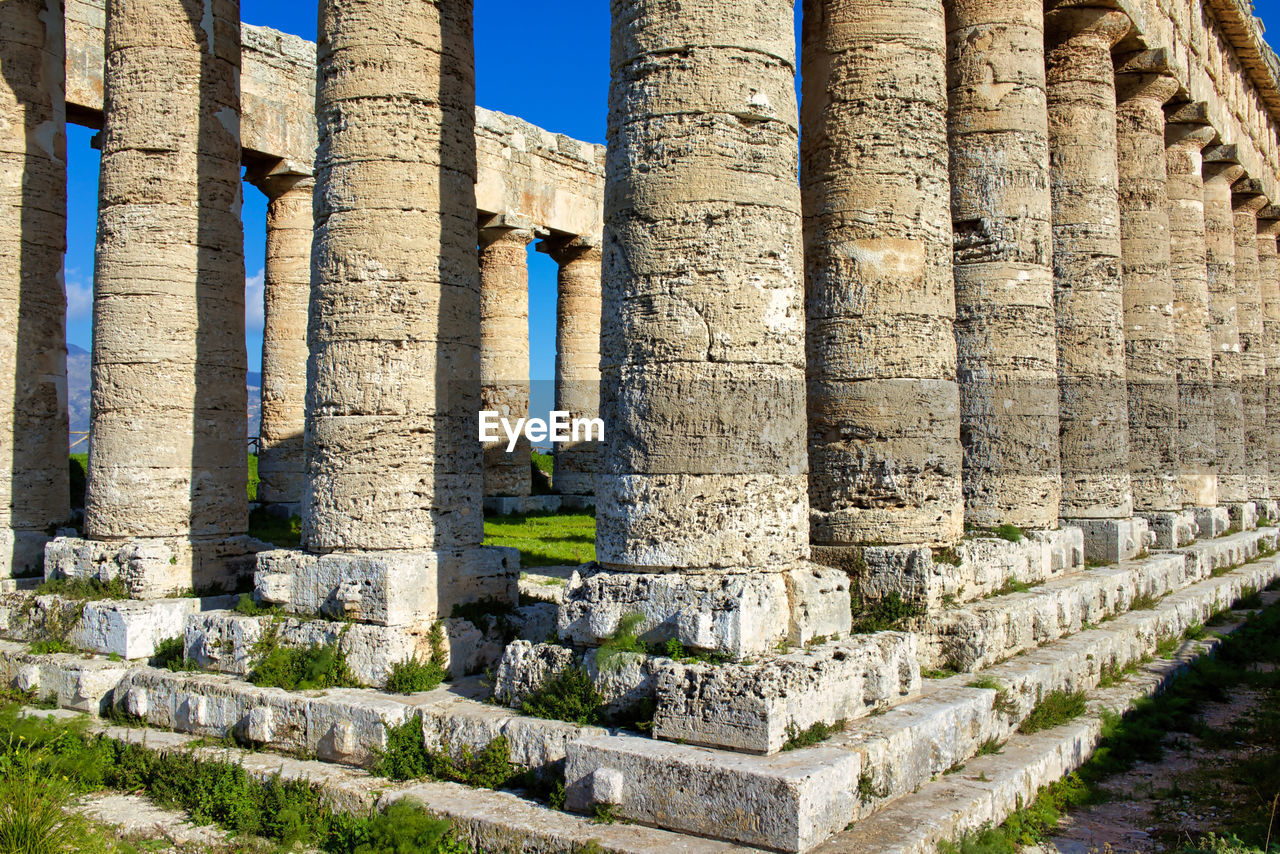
left=652, top=633, right=920, bottom=755
left=1225, top=502, right=1259, bottom=531
left=67, top=595, right=236, bottom=660
left=564, top=733, right=861, bottom=853
left=1179, top=527, right=1276, bottom=578
left=254, top=546, right=518, bottom=626
left=482, top=495, right=565, bottom=515
left=45, top=536, right=263, bottom=599
left=1193, top=506, right=1231, bottom=538
left=558, top=563, right=850, bottom=659
left=583, top=648, right=658, bottom=719
left=0, top=530, right=51, bottom=580
left=1140, top=510, right=1198, bottom=549
left=492, top=640, right=575, bottom=707
left=1067, top=517, right=1153, bottom=564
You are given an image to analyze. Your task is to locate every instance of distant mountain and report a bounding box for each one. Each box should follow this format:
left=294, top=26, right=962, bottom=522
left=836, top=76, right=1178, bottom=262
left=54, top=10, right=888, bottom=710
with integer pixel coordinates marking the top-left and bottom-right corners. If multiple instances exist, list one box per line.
left=66, top=343, right=263, bottom=444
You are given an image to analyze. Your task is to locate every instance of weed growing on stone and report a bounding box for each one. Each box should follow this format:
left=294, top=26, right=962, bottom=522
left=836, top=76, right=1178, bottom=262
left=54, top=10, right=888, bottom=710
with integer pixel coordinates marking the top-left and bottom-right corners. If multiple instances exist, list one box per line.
left=373, top=717, right=517, bottom=790
left=34, top=576, right=128, bottom=601
left=781, top=719, right=846, bottom=751
left=989, top=576, right=1032, bottom=597
left=596, top=612, right=647, bottom=672
left=519, top=665, right=606, bottom=726
left=1098, top=655, right=1150, bottom=688
left=1268, top=576, right=1280, bottom=592
left=939, top=772, right=1090, bottom=853
left=0, top=704, right=473, bottom=853
left=590, top=803, right=621, bottom=824
left=975, top=738, right=1003, bottom=757
left=247, top=506, right=302, bottom=549
left=451, top=598, right=520, bottom=642
left=851, top=592, right=924, bottom=634
left=150, top=636, right=200, bottom=672
left=1129, top=590, right=1163, bottom=610
left=1018, top=689, right=1088, bottom=734
left=247, top=624, right=358, bottom=691
left=385, top=623, right=448, bottom=694
left=661, top=638, right=732, bottom=666
left=1184, top=622, right=1207, bottom=641
left=1156, top=632, right=1183, bottom=659
left=933, top=546, right=963, bottom=567
left=922, top=668, right=958, bottom=679
left=994, top=524, right=1024, bottom=543
left=967, top=678, right=1019, bottom=716
left=1234, top=586, right=1263, bottom=610
left=29, top=639, right=75, bottom=655
left=857, top=770, right=889, bottom=804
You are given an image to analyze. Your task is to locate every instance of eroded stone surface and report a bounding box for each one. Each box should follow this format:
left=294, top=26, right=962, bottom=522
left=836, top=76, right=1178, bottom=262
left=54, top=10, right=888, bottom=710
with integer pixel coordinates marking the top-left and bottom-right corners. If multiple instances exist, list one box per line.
left=480, top=224, right=534, bottom=499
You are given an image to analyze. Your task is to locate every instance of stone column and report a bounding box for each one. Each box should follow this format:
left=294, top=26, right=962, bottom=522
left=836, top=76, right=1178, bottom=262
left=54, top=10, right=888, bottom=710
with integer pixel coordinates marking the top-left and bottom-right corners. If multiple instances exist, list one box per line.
left=478, top=222, right=534, bottom=500
left=254, top=174, right=313, bottom=513
left=945, top=0, right=1061, bottom=531
left=1045, top=4, right=1145, bottom=562
left=1164, top=105, right=1221, bottom=534
left=802, top=0, right=963, bottom=549
left=1203, top=151, right=1250, bottom=525
left=1232, top=179, right=1270, bottom=512
left=0, top=0, right=71, bottom=579
left=1258, top=210, right=1280, bottom=509
left=559, top=0, right=850, bottom=659
left=1115, top=51, right=1190, bottom=547
left=77, top=0, right=248, bottom=597
left=278, top=0, right=512, bottom=624
left=543, top=236, right=601, bottom=498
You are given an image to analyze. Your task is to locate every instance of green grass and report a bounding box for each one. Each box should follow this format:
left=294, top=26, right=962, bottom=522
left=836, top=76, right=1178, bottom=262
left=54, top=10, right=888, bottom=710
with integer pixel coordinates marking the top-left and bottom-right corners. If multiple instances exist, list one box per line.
left=483, top=511, right=596, bottom=567
left=247, top=507, right=302, bottom=548
left=0, top=704, right=472, bottom=853
left=34, top=575, right=128, bottom=601
left=247, top=452, right=259, bottom=501
left=1018, top=689, right=1088, bottom=734
left=374, top=717, right=517, bottom=789
left=531, top=451, right=553, bottom=477
left=851, top=592, right=924, bottom=634
left=1129, top=590, right=1163, bottom=611
left=989, top=576, right=1032, bottom=597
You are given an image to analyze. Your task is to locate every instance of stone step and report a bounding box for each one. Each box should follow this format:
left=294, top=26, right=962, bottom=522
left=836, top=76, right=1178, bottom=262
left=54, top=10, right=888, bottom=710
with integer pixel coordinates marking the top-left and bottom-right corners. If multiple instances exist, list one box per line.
left=920, top=526, right=1276, bottom=672
left=561, top=553, right=1280, bottom=852
left=815, top=592, right=1278, bottom=854
left=18, top=708, right=741, bottom=854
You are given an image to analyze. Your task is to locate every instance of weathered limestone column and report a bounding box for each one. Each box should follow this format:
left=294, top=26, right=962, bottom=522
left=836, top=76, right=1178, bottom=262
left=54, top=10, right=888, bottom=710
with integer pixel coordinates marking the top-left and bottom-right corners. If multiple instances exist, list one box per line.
left=254, top=173, right=313, bottom=512
left=1258, top=210, right=1280, bottom=507
left=272, top=0, right=513, bottom=624
left=1114, top=51, right=1190, bottom=547
left=542, top=236, right=601, bottom=498
left=0, top=0, right=71, bottom=578
left=802, top=0, right=963, bottom=549
left=1232, top=180, right=1270, bottom=511
left=479, top=222, right=534, bottom=500
left=1045, top=4, right=1145, bottom=562
left=945, top=0, right=1061, bottom=531
left=1164, top=105, right=1222, bottom=534
left=1203, top=150, right=1251, bottom=526
left=74, top=0, right=249, bottom=597
left=558, top=0, right=850, bottom=658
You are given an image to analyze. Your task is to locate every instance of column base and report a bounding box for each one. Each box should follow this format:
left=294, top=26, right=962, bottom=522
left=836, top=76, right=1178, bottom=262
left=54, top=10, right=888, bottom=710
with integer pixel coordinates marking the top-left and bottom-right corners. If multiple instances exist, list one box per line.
left=1191, top=506, right=1231, bottom=539
left=1224, top=502, right=1258, bottom=532
left=44, top=535, right=266, bottom=599
left=811, top=526, right=1084, bottom=612
left=1, top=529, right=55, bottom=580
left=557, top=563, right=852, bottom=659
left=254, top=545, right=519, bottom=627
left=1137, top=510, right=1198, bottom=549
left=1062, top=517, right=1152, bottom=565
left=482, top=494, right=597, bottom=515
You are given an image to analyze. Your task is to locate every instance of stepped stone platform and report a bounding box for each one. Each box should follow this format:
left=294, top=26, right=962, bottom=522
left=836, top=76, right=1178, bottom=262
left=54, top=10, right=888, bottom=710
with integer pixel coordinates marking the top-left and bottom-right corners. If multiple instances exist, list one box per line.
left=1, top=528, right=1276, bottom=852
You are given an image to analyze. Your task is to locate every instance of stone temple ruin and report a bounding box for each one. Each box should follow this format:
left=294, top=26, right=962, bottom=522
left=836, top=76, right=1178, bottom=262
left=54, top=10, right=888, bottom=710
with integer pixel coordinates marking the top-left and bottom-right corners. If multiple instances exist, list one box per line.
left=3, top=0, right=1280, bottom=850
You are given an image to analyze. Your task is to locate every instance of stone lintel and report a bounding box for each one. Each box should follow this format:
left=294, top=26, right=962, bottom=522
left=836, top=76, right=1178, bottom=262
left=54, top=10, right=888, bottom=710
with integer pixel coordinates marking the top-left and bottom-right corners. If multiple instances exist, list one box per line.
left=45, top=536, right=266, bottom=600
left=1062, top=517, right=1153, bottom=564
left=479, top=212, right=537, bottom=235
left=1164, top=99, right=1211, bottom=125
left=1259, top=205, right=1280, bottom=224
left=557, top=564, right=852, bottom=659
left=1232, top=176, right=1269, bottom=203
left=1115, top=47, right=1174, bottom=77
left=254, top=546, right=518, bottom=627
left=1204, top=143, right=1241, bottom=163
left=1137, top=510, right=1198, bottom=549
left=535, top=232, right=602, bottom=256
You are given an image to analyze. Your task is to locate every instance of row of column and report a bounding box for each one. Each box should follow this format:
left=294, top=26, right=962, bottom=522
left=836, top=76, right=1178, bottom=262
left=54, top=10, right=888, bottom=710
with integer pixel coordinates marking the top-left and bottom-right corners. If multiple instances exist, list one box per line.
left=801, top=0, right=1280, bottom=562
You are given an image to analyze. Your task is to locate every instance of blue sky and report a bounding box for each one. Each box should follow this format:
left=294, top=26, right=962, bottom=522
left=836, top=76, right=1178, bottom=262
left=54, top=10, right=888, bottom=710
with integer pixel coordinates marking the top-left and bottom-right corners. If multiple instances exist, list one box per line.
left=63, top=2, right=1280, bottom=382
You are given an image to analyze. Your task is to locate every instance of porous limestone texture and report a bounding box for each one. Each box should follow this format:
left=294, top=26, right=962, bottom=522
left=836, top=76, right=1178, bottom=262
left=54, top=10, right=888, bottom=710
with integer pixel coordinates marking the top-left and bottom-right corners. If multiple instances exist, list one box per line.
left=1073, top=516, right=1152, bottom=565
left=557, top=565, right=852, bottom=659
left=1166, top=114, right=1221, bottom=508
left=45, top=535, right=263, bottom=600
left=492, top=641, right=657, bottom=721
left=254, top=174, right=312, bottom=509
left=303, top=0, right=485, bottom=555
left=544, top=236, right=602, bottom=497
left=254, top=546, right=517, bottom=627
left=1232, top=180, right=1270, bottom=503
left=802, top=0, right=962, bottom=547
left=945, top=0, right=1061, bottom=530
left=827, top=528, right=1084, bottom=613
left=1259, top=212, right=1280, bottom=499
left=184, top=608, right=545, bottom=686
left=1117, top=53, right=1181, bottom=513
left=0, top=640, right=129, bottom=712
left=491, top=640, right=575, bottom=707
left=652, top=633, right=920, bottom=755
left=596, top=0, right=809, bottom=571
left=1045, top=5, right=1134, bottom=520
left=1204, top=156, right=1249, bottom=502
left=1193, top=505, right=1232, bottom=539
left=479, top=224, right=534, bottom=498
left=0, top=0, right=71, bottom=579
left=1140, top=509, right=1198, bottom=549
left=0, top=593, right=235, bottom=660
left=86, top=0, right=248, bottom=572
